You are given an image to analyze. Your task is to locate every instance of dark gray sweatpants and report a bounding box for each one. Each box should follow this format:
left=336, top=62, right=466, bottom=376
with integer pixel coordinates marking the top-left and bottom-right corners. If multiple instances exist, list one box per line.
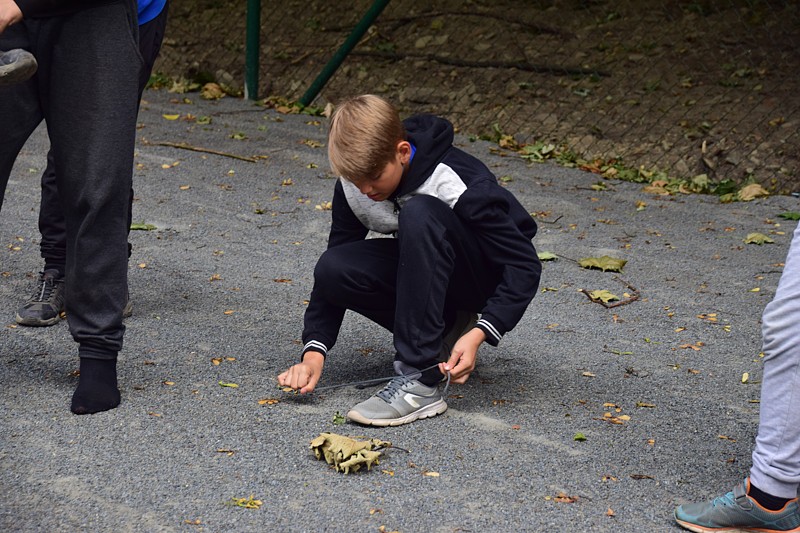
left=0, top=1, right=142, bottom=359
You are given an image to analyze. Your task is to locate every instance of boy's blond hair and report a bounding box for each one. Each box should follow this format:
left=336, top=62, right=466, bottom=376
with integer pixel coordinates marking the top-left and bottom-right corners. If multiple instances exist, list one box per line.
left=328, top=94, right=406, bottom=183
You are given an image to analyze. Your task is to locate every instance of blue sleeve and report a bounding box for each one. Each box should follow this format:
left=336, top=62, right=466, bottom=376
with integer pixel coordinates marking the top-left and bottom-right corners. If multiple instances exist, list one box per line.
left=137, top=0, right=167, bottom=24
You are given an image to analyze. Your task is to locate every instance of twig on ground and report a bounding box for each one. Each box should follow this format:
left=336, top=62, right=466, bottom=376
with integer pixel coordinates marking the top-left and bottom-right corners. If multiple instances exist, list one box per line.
left=144, top=140, right=261, bottom=162
left=580, top=276, right=640, bottom=308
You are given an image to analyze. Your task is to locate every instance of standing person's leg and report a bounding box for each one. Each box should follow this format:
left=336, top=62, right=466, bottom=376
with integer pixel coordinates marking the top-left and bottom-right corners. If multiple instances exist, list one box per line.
left=18, top=1, right=169, bottom=327
left=43, top=0, right=142, bottom=414
left=0, top=23, right=42, bottom=208
left=13, top=149, right=68, bottom=327
left=750, top=223, right=800, bottom=500
left=674, top=225, right=800, bottom=531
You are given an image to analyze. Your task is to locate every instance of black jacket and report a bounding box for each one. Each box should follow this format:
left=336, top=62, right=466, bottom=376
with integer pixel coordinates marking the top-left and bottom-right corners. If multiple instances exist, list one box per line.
left=16, top=0, right=118, bottom=19
left=302, top=114, right=540, bottom=356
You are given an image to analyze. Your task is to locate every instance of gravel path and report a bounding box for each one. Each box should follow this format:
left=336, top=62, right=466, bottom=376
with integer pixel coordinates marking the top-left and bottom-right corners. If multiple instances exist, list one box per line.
left=1, top=89, right=798, bottom=532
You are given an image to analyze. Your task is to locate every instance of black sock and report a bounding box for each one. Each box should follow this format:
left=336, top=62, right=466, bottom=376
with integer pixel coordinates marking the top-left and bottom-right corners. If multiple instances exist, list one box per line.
left=71, top=358, right=120, bottom=415
left=748, top=482, right=792, bottom=511
left=419, top=366, right=444, bottom=387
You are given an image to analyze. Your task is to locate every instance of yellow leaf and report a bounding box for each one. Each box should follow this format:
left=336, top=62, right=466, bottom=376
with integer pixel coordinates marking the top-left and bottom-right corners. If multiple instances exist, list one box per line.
left=578, top=256, right=627, bottom=272
left=423, top=471, right=440, bottom=477
left=179, top=185, right=191, bottom=190
left=738, top=183, right=769, bottom=201
left=258, top=398, right=279, bottom=405
left=162, top=113, right=180, bottom=120
left=223, top=310, right=235, bottom=315
left=218, top=381, right=239, bottom=388
left=588, top=289, right=619, bottom=303
left=741, top=372, right=749, bottom=383
left=163, top=381, right=175, bottom=386
left=744, top=232, right=774, bottom=245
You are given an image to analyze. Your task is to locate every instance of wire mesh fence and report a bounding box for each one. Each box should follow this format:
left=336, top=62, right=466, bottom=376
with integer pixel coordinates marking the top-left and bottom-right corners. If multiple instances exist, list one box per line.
left=156, top=0, right=800, bottom=192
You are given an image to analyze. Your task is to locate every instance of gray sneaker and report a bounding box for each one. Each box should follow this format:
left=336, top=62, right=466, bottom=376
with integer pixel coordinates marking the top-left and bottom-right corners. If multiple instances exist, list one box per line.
left=347, top=375, right=447, bottom=427
left=675, top=478, right=800, bottom=532
left=15, top=270, right=65, bottom=327
left=0, top=49, right=38, bottom=86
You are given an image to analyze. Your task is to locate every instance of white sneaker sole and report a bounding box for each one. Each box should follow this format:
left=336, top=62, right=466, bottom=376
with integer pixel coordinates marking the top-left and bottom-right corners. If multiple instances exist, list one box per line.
left=347, top=399, right=448, bottom=427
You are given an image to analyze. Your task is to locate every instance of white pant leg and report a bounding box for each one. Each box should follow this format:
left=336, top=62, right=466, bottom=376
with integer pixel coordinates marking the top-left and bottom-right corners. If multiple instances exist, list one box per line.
left=750, top=223, right=800, bottom=498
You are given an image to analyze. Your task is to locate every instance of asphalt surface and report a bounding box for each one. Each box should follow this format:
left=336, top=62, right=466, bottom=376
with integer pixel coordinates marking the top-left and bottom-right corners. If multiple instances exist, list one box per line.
left=1, top=89, right=798, bottom=532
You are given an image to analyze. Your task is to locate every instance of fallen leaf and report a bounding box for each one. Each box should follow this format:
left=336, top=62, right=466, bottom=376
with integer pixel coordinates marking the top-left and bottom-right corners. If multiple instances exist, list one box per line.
left=738, top=183, right=769, bottom=201
left=229, top=495, right=262, bottom=509
left=258, top=398, right=279, bottom=405
left=554, top=492, right=579, bottom=503
left=162, top=113, right=180, bottom=120
left=310, top=433, right=389, bottom=474
left=423, top=471, right=440, bottom=477
left=578, top=256, right=627, bottom=272
left=218, top=381, right=239, bottom=388
left=744, top=232, right=774, bottom=245
left=588, top=290, right=619, bottom=303
left=537, top=251, right=558, bottom=261
left=130, top=222, right=157, bottom=231
left=574, top=432, right=587, bottom=441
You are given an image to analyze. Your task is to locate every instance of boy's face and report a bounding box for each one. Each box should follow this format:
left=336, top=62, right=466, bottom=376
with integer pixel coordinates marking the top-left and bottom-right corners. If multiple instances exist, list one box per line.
left=353, top=141, right=411, bottom=202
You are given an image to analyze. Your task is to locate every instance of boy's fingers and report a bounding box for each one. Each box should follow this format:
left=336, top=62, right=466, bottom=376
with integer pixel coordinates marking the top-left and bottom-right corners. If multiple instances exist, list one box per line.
left=299, top=372, right=320, bottom=394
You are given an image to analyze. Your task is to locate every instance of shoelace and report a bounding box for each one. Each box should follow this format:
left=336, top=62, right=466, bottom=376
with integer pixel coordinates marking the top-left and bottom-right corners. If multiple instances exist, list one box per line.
left=314, top=363, right=451, bottom=398
left=33, top=274, right=61, bottom=303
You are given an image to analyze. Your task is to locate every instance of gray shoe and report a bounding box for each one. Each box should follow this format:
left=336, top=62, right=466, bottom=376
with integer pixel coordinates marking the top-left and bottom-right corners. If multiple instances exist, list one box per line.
left=675, top=478, right=800, bottom=532
left=442, top=310, right=479, bottom=359
left=0, top=49, right=38, bottom=86
left=347, top=375, right=447, bottom=427
left=15, top=270, right=65, bottom=327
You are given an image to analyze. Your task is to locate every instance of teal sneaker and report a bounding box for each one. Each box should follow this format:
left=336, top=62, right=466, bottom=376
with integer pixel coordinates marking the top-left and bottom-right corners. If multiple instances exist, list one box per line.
left=347, top=375, right=447, bottom=427
left=675, top=479, right=800, bottom=532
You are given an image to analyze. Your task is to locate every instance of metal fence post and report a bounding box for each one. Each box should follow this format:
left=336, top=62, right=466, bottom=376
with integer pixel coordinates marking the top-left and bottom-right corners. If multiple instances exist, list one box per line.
left=245, top=0, right=261, bottom=100
left=299, top=0, right=391, bottom=107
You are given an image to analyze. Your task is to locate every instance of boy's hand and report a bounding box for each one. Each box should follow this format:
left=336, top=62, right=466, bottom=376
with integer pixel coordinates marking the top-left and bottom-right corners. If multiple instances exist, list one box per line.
left=439, top=328, right=486, bottom=384
left=278, top=351, right=324, bottom=394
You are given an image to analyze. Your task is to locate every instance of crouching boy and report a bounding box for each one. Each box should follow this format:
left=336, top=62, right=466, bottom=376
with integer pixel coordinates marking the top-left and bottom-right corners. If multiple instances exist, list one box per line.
left=278, top=94, right=541, bottom=426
